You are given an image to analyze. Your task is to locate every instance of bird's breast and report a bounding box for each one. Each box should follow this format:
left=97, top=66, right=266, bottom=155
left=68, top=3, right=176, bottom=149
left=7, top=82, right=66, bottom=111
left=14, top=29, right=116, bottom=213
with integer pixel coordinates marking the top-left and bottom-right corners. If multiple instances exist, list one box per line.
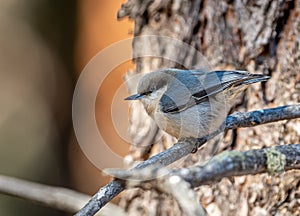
left=154, top=99, right=230, bottom=139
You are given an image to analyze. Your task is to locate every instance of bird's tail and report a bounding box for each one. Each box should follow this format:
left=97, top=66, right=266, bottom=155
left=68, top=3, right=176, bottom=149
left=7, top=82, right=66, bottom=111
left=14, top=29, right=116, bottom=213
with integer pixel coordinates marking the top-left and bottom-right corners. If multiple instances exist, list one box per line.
left=224, top=72, right=270, bottom=101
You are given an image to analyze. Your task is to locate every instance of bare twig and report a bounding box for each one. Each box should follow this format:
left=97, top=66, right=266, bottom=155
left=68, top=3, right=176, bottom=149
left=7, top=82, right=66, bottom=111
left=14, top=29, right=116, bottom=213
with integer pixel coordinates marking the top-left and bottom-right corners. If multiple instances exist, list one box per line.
left=226, top=104, right=300, bottom=129
left=75, top=104, right=300, bottom=216
left=0, top=175, right=126, bottom=216
left=174, top=144, right=300, bottom=187
left=157, top=175, right=207, bottom=216
left=106, top=144, right=300, bottom=187
left=106, top=144, right=300, bottom=216
left=76, top=141, right=195, bottom=216
left=107, top=169, right=207, bottom=216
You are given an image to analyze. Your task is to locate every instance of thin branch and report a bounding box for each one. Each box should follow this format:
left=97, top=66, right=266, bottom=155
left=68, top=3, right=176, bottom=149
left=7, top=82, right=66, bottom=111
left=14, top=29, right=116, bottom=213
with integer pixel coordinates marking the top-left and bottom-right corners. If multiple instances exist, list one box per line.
left=106, top=144, right=300, bottom=186
left=156, top=175, right=207, bottom=216
left=107, top=169, right=207, bottom=216
left=174, top=144, right=300, bottom=187
left=226, top=104, right=300, bottom=129
left=75, top=141, right=195, bottom=216
left=0, top=175, right=126, bottom=216
left=75, top=104, right=300, bottom=216
left=103, top=144, right=300, bottom=215
left=75, top=180, right=125, bottom=216
left=104, top=143, right=300, bottom=216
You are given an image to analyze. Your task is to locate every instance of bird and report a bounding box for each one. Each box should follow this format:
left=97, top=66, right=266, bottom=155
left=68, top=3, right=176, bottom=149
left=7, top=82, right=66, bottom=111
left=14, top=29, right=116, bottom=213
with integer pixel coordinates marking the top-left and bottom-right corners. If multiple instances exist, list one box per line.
left=125, top=68, right=269, bottom=143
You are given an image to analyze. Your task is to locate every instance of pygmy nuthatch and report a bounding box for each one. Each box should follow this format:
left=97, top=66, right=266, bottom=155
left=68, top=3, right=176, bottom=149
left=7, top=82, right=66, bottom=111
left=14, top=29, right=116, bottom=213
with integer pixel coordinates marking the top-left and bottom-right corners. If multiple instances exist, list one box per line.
left=125, top=69, right=269, bottom=141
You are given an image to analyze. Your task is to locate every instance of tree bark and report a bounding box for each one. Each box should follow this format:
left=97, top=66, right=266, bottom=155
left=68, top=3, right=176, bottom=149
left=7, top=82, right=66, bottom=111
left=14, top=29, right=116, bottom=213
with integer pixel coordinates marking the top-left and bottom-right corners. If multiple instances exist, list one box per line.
left=118, top=0, right=300, bottom=215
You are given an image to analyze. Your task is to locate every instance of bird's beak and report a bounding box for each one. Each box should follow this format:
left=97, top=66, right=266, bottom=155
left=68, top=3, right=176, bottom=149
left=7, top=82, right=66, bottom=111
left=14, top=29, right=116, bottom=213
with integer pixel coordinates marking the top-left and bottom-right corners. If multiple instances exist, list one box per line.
left=124, top=93, right=144, bottom=100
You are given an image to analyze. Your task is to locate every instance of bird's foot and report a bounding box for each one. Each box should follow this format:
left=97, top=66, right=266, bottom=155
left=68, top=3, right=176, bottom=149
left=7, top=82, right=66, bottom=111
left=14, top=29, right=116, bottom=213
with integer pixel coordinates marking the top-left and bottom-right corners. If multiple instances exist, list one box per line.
left=179, top=137, right=208, bottom=153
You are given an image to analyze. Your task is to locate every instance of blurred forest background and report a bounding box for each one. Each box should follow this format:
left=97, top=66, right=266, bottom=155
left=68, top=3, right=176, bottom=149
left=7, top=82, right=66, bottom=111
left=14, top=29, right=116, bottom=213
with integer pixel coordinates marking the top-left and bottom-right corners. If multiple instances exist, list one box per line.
left=0, top=1, right=132, bottom=215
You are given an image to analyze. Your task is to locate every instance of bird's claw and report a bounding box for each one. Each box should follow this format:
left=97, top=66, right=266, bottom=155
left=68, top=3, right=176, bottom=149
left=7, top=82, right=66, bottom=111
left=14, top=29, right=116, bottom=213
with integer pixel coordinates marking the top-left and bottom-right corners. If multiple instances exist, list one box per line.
left=179, top=137, right=207, bottom=154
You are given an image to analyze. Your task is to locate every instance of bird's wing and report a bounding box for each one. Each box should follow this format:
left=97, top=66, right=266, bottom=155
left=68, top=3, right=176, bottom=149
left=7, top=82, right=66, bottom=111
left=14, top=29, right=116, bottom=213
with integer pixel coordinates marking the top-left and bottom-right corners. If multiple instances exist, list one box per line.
left=160, top=70, right=268, bottom=113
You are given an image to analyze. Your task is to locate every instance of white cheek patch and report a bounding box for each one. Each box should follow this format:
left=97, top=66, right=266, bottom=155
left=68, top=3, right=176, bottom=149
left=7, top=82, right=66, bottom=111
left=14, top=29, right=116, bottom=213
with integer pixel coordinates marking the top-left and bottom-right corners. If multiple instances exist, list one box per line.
left=139, top=86, right=168, bottom=116
left=149, top=88, right=166, bottom=100
left=142, top=86, right=168, bottom=102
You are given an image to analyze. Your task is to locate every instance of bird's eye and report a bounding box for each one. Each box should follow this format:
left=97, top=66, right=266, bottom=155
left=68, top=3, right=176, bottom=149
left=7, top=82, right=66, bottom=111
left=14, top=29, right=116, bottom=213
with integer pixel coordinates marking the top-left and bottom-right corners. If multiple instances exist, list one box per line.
left=142, top=91, right=152, bottom=96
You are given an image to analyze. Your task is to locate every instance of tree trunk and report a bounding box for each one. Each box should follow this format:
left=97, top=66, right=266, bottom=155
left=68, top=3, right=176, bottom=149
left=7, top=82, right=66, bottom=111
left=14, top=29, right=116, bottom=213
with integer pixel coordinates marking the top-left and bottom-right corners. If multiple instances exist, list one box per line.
left=118, top=0, right=300, bottom=215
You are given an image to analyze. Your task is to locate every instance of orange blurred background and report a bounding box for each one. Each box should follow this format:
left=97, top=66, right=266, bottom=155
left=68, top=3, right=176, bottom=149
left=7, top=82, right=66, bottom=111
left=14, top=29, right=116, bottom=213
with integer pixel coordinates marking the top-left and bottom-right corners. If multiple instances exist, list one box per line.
left=70, top=0, right=133, bottom=194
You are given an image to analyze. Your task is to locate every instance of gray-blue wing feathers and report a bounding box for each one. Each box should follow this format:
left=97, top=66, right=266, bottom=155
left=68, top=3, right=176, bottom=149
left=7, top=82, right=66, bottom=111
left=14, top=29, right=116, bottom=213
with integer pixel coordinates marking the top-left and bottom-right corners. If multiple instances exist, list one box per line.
left=160, top=70, right=269, bottom=113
